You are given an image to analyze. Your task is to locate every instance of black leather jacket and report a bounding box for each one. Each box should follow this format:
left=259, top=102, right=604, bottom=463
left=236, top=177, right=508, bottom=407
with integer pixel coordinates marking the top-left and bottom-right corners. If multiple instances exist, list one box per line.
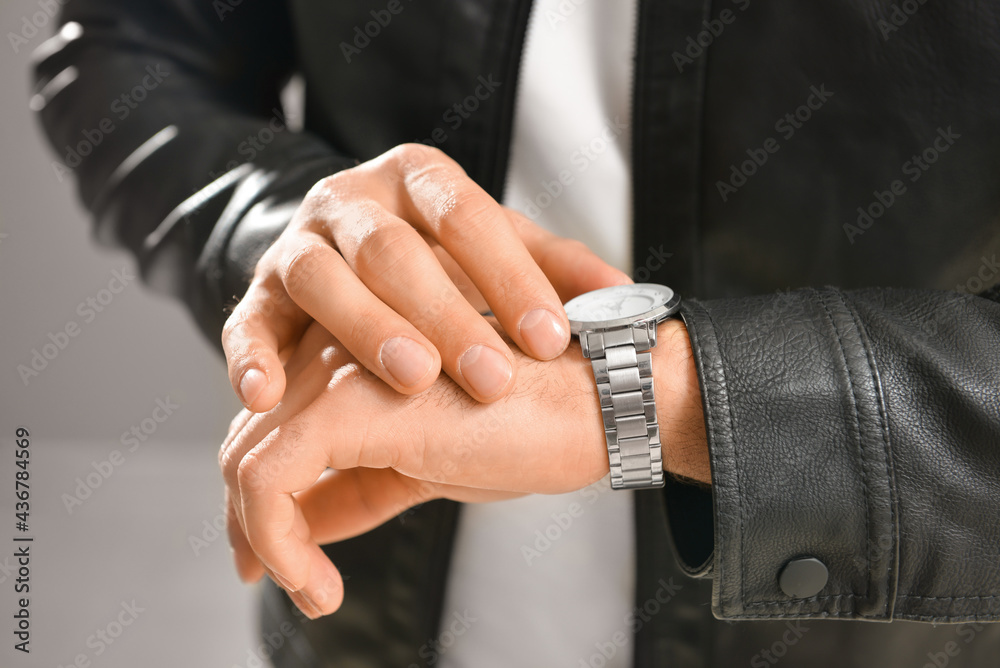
left=33, top=1, right=1000, bottom=666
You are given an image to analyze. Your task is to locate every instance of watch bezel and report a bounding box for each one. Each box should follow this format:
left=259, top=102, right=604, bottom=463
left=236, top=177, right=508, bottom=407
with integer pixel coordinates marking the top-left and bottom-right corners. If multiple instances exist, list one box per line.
left=565, top=283, right=681, bottom=335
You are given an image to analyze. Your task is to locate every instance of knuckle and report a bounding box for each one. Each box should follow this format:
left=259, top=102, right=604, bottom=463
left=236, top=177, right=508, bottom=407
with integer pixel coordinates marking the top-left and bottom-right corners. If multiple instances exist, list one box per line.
left=346, top=312, right=384, bottom=354
left=383, top=144, right=463, bottom=193
left=492, top=266, right=535, bottom=305
left=354, top=222, right=415, bottom=277
left=437, top=189, right=500, bottom=239
left=310, top=169, right=356, bottom=199
left=254, top=238, right=286, bottom=273
left=227, top=413, right=245, bottom=437
left=297, top=171, right=361, bottom=223
left=218, top=442, right=240, bottom=477
left=222, top=311, right=269, bottom=363
left=280, top=243, right=331, bottom=298
left=236, top=452, right=269, bottom=494
left=389, top=142, right=444, bottom=171
left=221, top=317, right=239, bottom=343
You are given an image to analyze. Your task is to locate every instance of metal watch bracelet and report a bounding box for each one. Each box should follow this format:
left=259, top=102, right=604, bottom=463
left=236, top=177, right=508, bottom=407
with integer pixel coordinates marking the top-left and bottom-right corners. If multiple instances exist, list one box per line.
left=579, top=321, right=665, bottom=490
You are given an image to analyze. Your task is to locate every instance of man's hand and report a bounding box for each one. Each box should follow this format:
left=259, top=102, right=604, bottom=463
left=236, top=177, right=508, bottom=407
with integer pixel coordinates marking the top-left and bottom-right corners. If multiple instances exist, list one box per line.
left=219, top=318, right=708, bottom=619
left=221, top=143, right=630, bottom=411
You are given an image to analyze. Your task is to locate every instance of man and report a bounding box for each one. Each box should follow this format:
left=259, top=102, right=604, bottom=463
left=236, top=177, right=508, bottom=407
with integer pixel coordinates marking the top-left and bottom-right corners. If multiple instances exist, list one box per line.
left=33, top=0, right=1000, bottom=666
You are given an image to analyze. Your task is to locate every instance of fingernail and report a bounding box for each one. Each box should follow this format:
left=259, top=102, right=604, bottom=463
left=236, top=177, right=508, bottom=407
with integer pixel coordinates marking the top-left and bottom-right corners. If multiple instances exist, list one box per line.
left=271, top=571, right=298, bottom=592
left=459, top=345, right=513, bottom=399
left=239, top=368, right=267, bottom=406
left=519, top=309, right=568, bottom=359
left=381, top=337, right=434, bottom=387
left=289, top=590, right=321, bottom=620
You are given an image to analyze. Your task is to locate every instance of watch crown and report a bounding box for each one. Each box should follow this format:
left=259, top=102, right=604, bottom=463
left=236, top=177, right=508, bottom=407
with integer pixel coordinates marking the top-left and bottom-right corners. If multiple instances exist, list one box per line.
left=580, top=330, right=593, bottom=358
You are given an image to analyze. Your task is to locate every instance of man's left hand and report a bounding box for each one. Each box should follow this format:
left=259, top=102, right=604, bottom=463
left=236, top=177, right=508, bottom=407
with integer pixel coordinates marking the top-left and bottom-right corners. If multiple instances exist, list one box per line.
left=219, top=317, right=707, bottom=618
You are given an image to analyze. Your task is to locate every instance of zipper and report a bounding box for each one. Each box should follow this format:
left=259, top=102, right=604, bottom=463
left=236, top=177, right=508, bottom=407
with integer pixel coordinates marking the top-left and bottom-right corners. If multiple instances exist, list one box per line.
left=629, top=0, right=649, bottom=282
left=627, top=0, right=643, bottom=279
left=491, top=0, right=537, bottom=202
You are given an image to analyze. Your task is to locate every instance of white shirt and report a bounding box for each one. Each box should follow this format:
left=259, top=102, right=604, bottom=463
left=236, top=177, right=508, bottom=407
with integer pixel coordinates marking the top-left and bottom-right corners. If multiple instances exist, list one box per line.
left=438, top=1, right=638, bottom=666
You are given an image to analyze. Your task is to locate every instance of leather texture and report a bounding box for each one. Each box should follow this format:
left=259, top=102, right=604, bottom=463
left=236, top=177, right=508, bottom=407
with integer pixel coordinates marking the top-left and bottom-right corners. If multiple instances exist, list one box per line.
left=32, top=0, right=1000, bottom=666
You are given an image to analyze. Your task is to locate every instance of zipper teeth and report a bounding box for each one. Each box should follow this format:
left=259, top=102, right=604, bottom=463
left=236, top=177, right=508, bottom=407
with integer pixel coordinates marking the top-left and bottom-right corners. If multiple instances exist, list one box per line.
left=628, top=0, right=646, bottom=279
left=494, top=0, right=537, bottom=202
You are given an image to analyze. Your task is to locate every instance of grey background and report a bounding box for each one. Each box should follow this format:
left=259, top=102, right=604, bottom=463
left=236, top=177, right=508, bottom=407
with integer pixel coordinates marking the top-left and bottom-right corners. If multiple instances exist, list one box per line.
left=1, top=1, right=262, bottom=665
left=1, top=7, right=238, bottom=442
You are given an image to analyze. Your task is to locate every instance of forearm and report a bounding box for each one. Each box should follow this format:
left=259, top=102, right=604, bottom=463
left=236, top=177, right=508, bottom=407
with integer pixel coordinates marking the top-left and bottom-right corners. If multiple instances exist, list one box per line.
left=651, top=318, right=711, bottom=484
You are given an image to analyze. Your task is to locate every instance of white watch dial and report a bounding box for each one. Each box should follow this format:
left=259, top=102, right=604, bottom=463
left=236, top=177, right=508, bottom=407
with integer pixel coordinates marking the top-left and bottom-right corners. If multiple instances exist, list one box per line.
left=564, top=284, right=676, bottom=325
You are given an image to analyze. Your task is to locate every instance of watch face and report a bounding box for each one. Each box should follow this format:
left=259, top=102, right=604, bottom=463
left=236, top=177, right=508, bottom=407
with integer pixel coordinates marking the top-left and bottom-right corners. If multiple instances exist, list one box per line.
left=564, top=284, right=678, bottom=332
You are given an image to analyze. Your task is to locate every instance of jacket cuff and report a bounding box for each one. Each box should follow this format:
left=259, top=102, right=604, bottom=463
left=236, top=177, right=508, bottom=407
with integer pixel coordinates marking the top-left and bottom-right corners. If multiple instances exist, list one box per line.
left=678, top=288, right=897, bottom=620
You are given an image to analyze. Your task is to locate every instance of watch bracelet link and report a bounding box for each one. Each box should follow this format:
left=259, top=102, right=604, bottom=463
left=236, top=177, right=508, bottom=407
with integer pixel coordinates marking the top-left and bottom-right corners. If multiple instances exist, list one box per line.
left=580, top=322, right=665, bottom=490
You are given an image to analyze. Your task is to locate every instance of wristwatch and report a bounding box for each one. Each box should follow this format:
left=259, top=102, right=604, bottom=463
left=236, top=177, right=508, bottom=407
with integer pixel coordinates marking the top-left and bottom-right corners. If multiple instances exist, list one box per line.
left=564, top=284, right=681, bottom=490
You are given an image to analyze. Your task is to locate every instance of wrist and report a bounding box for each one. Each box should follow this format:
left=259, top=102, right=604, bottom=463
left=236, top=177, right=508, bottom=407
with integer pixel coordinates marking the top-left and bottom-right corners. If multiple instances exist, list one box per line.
left=651, top=318, right=711, bottom=484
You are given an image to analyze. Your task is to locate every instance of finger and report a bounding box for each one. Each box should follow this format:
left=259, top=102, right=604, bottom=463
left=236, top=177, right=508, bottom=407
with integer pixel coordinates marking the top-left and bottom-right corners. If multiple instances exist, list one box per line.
left=238, top=399, right=513, bottom=611
left=222, top=275, right=309, bottom=412
left=380, top=145, right=573, bottom=362
left=297, top=468, right=518, bottom=545
left=275, top=231, right=442, bottom=395
left=220, top=324, right=350, bottom=538
left=238, top=433, right=347, bottom=616
left=509, top=211, right=633, bottom=301
left=309, top=205, right=517, bottom=402
left=226, top=489, right=265, bottom=583
left=432, top=245, right=488, bottom=313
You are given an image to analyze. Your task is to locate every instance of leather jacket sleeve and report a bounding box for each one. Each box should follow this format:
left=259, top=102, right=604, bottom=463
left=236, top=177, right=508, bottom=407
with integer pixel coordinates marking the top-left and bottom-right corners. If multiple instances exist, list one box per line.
left=666, top=284, right=1000, bottom=623
left=31, top=0, right=355, bottom=344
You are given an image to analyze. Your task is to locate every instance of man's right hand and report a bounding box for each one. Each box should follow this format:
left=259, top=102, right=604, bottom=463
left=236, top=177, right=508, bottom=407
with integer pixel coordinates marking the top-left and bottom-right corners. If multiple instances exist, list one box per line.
left=221, top=143, right=631, bottom=411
